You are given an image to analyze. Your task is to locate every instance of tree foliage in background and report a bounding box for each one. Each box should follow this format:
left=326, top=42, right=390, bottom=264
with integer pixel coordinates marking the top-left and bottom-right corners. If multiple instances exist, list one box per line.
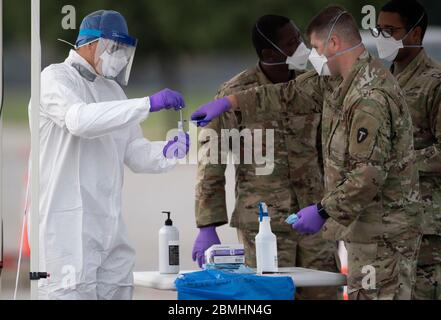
left=6, top=0, right=440, bottom=51
left=4, top=0, right=440, bottom=87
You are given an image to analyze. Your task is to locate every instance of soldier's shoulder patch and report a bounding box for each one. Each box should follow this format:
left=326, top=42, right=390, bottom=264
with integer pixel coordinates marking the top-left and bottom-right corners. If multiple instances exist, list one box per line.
left=349, top=109, right=381, bottom=160
left=357, top=128, right=369, bottom=143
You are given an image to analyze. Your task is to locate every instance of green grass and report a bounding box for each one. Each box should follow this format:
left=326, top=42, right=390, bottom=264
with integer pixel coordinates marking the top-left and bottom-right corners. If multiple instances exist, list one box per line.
left=2, top=91, right=30, bottom=124
left=1, top=89, right=212, bottom=140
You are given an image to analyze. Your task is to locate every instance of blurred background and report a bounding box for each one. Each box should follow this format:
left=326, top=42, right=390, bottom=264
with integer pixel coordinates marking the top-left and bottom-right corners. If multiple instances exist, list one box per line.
left=1, top=0, right=440, bottom=299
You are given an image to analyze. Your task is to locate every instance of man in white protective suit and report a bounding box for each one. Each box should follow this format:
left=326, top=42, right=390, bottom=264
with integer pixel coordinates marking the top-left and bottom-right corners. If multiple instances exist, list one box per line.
left=29, top=10, right=190, bottom=300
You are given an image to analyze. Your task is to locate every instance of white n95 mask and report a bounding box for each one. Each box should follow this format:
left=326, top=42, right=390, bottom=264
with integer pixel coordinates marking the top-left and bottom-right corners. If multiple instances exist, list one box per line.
left=308, top=48, right=331, bottom=76
left=374, top=31, right=423, bottom=62
left=373, top=13, right=425, bottom=62
left=375, top=35, right=405, bottom=61
left=286, top=42, right=311, bottom=70
left=100, top=50, right=129, bottom=79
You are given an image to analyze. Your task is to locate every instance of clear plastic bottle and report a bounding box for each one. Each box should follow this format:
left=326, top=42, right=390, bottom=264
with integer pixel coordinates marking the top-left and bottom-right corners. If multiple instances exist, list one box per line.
left=255, top=202, right=278, bottom=274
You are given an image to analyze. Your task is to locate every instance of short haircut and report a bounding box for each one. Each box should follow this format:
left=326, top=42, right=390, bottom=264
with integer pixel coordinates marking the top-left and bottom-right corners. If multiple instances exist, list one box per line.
left=252, top=14, right=293, bottom=59
left=306, top=6, right=361, bottom=45
left=381, top=0, right=428, bottom=39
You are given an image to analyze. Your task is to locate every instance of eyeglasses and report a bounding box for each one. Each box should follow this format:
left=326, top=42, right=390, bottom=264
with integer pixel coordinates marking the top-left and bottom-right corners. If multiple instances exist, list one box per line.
left=370, top=26, right=407, bottom=38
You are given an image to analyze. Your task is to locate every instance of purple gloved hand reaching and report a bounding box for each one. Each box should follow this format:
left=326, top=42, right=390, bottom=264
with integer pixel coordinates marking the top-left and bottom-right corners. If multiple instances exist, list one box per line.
left=192, top=226, right=221, bottom=268
left=150, top=88, right=185, bottom=112
left=191, top=97, right=232, bottom=127
left=292, top=204, right=328, bottom=234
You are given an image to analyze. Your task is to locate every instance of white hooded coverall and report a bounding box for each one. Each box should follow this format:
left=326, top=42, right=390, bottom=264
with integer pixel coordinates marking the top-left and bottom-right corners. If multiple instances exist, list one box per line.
left=30, top=50, right=177, bottom=300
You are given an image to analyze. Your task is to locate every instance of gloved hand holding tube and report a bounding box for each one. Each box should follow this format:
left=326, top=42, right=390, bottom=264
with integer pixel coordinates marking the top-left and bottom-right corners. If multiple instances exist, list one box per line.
left=285, top=213, right=299, bottom=225
left=149, top=88, right=186, bottom=112
left=290, top=204, right=328, bottom=234
left=192, top=226, right=221, bottom=268
left=162, top=109, right=190, bottom=159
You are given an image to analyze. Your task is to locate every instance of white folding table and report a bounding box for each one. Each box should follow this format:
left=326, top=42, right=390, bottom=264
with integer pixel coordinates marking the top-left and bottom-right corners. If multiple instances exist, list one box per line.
left=134, top=267, right=347, bottom=291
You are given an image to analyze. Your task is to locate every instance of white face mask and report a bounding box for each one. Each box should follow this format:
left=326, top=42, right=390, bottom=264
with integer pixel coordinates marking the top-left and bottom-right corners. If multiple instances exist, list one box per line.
left=308, top=11, right=363, bottom=76
left=256, top=22, right=311, bottom=71
left=99, top=50, right=129, bottom=78
left=286, top=42, right=311, bottom=70
left=374, top=14, right=425, bottom=62
left=309, top=48, right=332, bottom=76
left=375, top=35, right=404, bottom=61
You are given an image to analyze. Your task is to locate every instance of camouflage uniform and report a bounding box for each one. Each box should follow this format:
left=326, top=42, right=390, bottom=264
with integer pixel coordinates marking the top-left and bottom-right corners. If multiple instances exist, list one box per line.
left=195, top=64, right=340, bottom=299
left=392, top=50, right=441, bottom=300
left=319, top=51, right=422, bottom=300
left=225, top=52, right=422, bottom=300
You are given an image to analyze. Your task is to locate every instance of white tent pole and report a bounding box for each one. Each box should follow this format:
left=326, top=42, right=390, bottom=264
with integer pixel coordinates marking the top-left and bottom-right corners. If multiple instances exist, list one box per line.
left=30, top=0, right=41, bottom=300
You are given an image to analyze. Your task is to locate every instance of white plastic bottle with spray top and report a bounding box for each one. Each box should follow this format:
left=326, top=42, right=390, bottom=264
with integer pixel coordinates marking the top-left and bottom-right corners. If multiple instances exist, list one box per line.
left=159, top=211, right=180, bottom=274
left=255, top=202, right=278, bottom=274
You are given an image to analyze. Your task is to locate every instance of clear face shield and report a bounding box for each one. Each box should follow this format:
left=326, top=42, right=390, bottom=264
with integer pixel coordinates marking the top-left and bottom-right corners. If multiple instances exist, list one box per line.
left=94, top=32, right=138, bottom=86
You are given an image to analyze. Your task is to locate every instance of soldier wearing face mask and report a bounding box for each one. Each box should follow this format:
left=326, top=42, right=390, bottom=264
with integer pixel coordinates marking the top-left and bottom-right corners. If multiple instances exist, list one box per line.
left=292, top=6, right=422, bottom=300
left=373, top=0, right=441, bottom=300
left=193, top=14, right=340, bottom=300
left=191, top=6, right=423, bottom=300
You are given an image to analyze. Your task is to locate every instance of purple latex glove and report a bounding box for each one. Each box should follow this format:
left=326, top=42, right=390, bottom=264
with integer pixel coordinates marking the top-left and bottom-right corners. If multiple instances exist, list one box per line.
left=190, top=97, right=232, bottom=127
left=192, top=226, right=221, bottom=268
left=292, top=204, right=327, bottom=234
left=149, top=88, right=185, bottom=112
left=163, top=132, right=190, bottom=159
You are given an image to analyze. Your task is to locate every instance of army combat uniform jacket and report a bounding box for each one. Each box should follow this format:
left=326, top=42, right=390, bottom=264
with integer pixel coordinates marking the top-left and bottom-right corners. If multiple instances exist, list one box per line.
left=319, top=51, right=422, bottom=299
left=319, top=51, right=422, bottom=243
left=394, top=50, right=441, bottom=300
left=195, top=65, right=340, bottom=299
left=195, top=65, right=330, bottom=232
left=231, top=52, right=422, bottom=299
left=393, top=50, right=441, bottom=236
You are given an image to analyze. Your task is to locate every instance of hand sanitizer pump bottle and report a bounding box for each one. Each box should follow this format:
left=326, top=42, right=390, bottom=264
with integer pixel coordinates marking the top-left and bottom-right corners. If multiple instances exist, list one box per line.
left=159, top=211, right=180, bottom=274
